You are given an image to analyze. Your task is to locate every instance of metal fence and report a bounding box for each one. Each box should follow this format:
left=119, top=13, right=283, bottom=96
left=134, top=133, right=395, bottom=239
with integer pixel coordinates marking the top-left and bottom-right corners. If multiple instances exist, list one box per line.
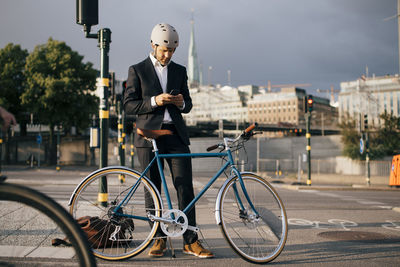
left=257, top=157, right=392, bottom=177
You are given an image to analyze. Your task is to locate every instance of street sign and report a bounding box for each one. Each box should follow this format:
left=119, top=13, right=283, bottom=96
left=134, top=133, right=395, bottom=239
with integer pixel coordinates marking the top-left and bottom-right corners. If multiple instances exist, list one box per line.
left=359, top=138, right=364, bottom=154
left=36, top=134, right=42, bottom=145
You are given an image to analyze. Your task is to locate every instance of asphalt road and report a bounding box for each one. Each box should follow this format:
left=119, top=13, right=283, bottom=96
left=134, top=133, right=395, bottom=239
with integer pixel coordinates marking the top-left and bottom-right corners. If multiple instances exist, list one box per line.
left=1, top=167, right=400, bottom=266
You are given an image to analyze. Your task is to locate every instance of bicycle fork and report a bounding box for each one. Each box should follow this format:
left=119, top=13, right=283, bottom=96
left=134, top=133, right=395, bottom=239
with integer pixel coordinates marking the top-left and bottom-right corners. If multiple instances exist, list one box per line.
left=215, top=171, right=260, bottom=225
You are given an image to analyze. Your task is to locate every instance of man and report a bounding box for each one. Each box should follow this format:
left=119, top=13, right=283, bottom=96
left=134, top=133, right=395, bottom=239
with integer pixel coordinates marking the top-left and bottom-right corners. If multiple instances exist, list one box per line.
left=0, top=107, right=17, bottom=131
left=123, top=23, right=213, bottom=258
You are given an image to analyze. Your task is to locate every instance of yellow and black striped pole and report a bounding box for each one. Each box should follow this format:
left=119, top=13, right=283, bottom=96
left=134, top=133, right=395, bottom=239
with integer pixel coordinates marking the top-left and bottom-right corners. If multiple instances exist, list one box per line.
left=305, top=95, right=314, bottom=186
left=117, top=99, right=126, bottom=183
left=98, top=28, right=112, bottom=206
left=306, top=118, right=312, bottom=186
left=76, top=6, right=111, bottom=206
left=130, top=132, right=135, bottom=169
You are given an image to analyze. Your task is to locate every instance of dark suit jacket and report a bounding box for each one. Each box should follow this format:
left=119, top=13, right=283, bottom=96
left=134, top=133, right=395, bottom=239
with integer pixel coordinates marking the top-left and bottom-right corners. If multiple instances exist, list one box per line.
left=123, top=57, right=193, bottom=148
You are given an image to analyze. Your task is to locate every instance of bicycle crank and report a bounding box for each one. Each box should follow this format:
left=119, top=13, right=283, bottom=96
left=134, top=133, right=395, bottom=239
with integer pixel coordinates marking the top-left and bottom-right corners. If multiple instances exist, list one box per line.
left=160, top=209, right=188, bottom=237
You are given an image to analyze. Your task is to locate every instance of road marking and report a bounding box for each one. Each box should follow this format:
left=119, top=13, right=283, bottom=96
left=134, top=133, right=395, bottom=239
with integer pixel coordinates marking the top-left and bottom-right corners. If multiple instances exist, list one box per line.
left=357, top=200, right=384, bottom=205
left=289, top=218, right=358, bottom=230
left=382, top=220, right=400, bottom=231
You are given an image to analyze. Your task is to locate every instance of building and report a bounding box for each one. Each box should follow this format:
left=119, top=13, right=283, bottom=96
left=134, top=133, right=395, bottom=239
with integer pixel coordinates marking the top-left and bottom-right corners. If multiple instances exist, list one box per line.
left=183, top=85, right=250, bottom=126
left=184, top=85, right=337, bottom=133
left=339, top=74, right=400, bottom=127
left=247, top=87, right=337, bottom=130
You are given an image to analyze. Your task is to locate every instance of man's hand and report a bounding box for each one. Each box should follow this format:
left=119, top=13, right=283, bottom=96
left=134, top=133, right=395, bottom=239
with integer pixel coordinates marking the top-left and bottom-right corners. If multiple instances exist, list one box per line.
left=0, top=107, right=17, bottom=131
left=155, top=93, right=184, bottom=108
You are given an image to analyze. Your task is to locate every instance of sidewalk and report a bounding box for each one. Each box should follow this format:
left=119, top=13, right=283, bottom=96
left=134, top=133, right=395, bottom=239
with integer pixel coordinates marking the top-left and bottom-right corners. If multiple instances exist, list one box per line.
left=1, top=165, right=98, bottom=185
left=258, top=171, right=399, bottom=191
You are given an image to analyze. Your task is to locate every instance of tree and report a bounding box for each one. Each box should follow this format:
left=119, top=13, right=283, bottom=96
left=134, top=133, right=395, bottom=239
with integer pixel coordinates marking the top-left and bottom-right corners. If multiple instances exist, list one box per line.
left=374, top=111, right=400, bottom=157
left=339, top=118, right=363, bottom=160
left=0, top=43, right=29, bottom=134
left=339, top=112, right=400, bottom=160
left=22, top=38, right=98, bottom=164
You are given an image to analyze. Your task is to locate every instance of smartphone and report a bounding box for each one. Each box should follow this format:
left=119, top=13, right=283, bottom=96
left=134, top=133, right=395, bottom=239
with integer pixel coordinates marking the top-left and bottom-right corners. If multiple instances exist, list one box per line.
left=169, top=89, right=179, bottom=95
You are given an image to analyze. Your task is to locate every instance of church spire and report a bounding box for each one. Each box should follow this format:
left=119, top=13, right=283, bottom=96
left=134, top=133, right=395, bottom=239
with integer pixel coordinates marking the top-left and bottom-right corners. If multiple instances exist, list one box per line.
left=188, top=9, right=200, bottom=88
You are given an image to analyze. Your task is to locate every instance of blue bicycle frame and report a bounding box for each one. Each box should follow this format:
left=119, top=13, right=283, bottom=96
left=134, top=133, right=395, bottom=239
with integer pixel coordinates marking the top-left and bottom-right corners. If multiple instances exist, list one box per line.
left=113, top=137, right=259, bottom=222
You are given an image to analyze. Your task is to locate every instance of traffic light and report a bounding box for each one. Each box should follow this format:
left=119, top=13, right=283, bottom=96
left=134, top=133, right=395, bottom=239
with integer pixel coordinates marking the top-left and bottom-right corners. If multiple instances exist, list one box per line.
left=307, top=95, right=314, bottom=112
left=76, top=0, right=98, bottom=28
left=364, top=114, right=368, bottom=130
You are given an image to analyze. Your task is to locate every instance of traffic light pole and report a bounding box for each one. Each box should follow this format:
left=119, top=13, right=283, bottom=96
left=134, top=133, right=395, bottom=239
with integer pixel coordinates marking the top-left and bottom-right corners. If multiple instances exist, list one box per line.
left=84, top=28, right=111, bottom=206
left=365, top=132, right=371, bottom=186
left=77, top=1, right=109, bottom=206
left=306, top=113, right=312, bottom=186
left=130, top=131, right=135, bottom=169
left=98, top=28, right=111, bottom=169
left=117, top=98, right=126, bottom=183
left=117, top=100, right=125, bottom=167
left=363, top=114, right=370, bottom=186
left=98, top=29, right=111, bottom=205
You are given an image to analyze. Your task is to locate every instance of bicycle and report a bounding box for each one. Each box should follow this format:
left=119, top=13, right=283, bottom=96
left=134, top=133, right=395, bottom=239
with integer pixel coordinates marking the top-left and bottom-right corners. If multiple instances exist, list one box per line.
left=0, top=176, right=97, bottom=267
left=68, top=123, right=288, bottom=264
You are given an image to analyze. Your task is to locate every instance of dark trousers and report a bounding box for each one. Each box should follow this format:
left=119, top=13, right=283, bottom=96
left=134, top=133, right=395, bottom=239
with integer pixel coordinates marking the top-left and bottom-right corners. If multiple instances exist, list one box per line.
left=136, top=125, right=198, bottom=245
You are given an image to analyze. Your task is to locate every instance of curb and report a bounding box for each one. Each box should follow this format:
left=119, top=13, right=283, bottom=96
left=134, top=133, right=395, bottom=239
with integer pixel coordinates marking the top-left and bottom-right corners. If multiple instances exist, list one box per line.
left=276, top=183, right=400, bottom=192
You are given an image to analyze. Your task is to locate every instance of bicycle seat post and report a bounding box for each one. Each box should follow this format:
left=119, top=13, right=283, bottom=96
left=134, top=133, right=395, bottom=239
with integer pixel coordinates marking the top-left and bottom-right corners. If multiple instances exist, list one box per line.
left=151, top=139, right=158, bottom=152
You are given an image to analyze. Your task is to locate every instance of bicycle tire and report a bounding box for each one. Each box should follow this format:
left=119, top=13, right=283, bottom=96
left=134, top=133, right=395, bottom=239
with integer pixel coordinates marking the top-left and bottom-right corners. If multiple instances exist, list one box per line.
left=69, top=167, right=162, bottom=260
left=0, top=182, right=96, bottom=267
left=217, top=172, right=288, bottom=264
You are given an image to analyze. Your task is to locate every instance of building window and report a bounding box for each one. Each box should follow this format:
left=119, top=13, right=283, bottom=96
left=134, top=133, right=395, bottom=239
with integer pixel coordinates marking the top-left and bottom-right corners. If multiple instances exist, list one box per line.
left=384, top=93, right=387, bottom=112
left=398, top=92, right=400, bottom=116
left=390, top=92, right=394, bottom=114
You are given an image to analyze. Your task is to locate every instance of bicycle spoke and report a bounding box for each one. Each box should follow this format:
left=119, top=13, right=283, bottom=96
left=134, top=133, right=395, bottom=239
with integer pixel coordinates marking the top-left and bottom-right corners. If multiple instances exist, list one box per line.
left=69, top=168, right=160, bottom=260
left=219, top=174, right=287, bottom=263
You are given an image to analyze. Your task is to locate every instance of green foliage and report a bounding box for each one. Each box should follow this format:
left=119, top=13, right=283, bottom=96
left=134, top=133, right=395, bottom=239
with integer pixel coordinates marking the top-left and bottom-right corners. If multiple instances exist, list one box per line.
left=22, top=38, right=98, bottom=132
left=374, top=111, right=400, bottom=157
left=339, top=118, right=363, bottom=160
left=0, top=43, right=28, bottom=117
left=339, top=112, right=400, bottom=160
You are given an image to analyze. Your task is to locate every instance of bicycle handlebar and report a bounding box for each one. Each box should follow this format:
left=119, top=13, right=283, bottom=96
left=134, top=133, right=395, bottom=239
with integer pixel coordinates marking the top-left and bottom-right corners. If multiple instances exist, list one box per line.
left=206, top=122, right=259, bottom=152
left=206, top=144, right=220, bottom=152
left=244, top=123, right=257, bottom=133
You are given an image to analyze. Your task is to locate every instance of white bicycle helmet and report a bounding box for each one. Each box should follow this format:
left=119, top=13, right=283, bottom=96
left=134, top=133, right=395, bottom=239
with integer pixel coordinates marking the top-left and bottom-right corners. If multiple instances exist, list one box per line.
left=151, top=23, right=179, bottom=48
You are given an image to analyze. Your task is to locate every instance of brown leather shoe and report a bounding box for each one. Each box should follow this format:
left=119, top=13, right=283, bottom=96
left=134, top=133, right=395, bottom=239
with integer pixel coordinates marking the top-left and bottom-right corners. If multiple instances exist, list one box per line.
left=183, top=240, right=214, bottom=258
left=148, top=238, right=167, bottom=257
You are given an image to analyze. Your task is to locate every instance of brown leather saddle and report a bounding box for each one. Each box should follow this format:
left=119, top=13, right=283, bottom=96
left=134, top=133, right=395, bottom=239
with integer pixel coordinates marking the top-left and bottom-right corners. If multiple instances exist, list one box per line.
left=136, top=128, right=173, bottom=139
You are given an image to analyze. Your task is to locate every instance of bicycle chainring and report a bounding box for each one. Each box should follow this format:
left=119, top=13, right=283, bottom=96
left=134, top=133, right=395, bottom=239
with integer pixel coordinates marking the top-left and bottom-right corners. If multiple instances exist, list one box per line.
left=160, top=209, right=188, bottom=237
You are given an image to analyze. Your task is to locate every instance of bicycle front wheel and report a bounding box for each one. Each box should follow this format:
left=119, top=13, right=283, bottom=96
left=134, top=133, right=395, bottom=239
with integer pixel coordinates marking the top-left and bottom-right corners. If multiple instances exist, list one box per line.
left=0, top=182, right=96, bottom=267
left=69, top=167, right=162, bottom=260
left=217, top=173, right=288, bottom=264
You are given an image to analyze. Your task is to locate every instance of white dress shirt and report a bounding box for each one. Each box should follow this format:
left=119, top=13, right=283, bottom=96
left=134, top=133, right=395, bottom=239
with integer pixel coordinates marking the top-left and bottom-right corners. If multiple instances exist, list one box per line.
left=150, top=53, right=173, bottom=124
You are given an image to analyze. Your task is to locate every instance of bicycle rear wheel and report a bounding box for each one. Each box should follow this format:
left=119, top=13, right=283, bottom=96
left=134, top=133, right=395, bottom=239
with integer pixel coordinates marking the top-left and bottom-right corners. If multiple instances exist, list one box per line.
left=0, top=182, right=96, bottom=267
left=217, top=173, right=288, bottom=264
left=69, top=167, right=161, bottom=260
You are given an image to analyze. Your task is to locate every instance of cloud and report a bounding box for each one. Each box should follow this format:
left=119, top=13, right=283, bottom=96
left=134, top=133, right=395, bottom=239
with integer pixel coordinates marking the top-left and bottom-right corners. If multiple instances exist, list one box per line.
left=0, top=0, right=397, bottom=93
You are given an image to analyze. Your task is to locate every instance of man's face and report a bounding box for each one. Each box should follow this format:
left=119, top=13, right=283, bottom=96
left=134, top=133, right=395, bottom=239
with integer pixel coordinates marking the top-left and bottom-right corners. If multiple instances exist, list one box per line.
left=152, top=44, right=175, bottom=66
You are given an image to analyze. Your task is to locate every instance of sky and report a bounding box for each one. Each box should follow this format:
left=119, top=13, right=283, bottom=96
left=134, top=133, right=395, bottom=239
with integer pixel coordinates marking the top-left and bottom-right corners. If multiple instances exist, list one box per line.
left=0, top=0, right=398, bottom=98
